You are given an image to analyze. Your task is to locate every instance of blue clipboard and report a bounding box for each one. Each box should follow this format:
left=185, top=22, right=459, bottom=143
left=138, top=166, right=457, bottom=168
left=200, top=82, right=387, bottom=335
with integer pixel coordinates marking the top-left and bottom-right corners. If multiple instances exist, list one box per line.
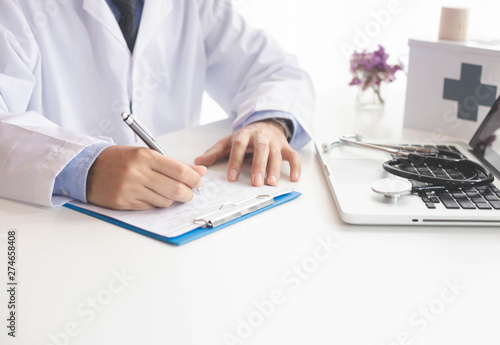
left=64, top=191, right=301, bottom=246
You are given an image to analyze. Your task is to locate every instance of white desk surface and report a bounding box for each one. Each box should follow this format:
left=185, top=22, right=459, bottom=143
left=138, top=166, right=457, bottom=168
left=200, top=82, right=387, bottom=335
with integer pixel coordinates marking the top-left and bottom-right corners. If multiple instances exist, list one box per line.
left=1, top=89, right=500, bottom=345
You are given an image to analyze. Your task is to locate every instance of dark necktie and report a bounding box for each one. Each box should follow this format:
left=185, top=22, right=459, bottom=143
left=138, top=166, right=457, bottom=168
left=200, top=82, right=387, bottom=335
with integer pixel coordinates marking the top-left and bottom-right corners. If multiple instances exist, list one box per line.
left=112, top=0, right=139, bottom=52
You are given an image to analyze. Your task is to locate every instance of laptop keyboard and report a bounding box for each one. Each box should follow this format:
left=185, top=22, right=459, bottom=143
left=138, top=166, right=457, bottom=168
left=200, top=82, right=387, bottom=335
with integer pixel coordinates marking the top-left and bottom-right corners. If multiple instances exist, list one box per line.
left=392, top=145, right=500, bottom=210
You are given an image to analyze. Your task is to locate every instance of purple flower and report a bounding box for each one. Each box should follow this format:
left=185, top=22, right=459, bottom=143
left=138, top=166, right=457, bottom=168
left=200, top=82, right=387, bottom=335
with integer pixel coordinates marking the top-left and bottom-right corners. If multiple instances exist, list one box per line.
left=349, top=45, right=403, bottom=92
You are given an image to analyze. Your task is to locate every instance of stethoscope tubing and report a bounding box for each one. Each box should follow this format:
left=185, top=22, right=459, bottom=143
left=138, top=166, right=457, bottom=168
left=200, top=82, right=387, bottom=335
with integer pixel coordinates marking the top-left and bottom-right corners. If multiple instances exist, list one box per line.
left=324, top=136, right=495, bottom=191
left=383, top=156, right=494, bottom=188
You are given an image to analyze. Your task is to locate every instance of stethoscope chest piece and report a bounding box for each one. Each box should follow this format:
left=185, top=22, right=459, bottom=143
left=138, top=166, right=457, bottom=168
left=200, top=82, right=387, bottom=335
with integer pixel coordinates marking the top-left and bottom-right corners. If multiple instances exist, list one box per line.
left=371, top=178, right=413, bottom=198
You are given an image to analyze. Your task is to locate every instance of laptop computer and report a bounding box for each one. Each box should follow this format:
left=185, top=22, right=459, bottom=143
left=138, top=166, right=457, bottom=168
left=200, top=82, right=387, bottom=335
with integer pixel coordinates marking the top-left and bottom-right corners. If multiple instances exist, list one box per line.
left=316, top=95, right=500, bottom=226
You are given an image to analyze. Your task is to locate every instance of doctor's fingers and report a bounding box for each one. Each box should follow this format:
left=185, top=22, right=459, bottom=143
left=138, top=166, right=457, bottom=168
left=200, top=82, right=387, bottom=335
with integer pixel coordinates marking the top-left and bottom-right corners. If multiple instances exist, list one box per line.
left=106, top=165, right=203, bottom=210
left=194, top=136, right=232, bottom=167
left=86, top=172, right=175, bottom=210
left=264, top=145, right=282, bottom=186
left=123, top=188, right=176, bottom=210
left=253, top=142, right=301, bottom=186
left=151, top=154, right=206, bottom=190
left=227, top=133, right=252, bottom=182
left=281, top=146, right=301, bottom=182
left=143, top=169, right=200, bottom=204
left=249, top=137, right=271, bottom=186
left=93, top=170, right=199, bottom=210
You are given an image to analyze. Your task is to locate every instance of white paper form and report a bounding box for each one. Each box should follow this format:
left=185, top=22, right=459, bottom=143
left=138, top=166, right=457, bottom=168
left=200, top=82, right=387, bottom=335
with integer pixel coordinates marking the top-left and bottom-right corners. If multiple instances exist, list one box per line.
left=68, top=170, right=291, bottom=238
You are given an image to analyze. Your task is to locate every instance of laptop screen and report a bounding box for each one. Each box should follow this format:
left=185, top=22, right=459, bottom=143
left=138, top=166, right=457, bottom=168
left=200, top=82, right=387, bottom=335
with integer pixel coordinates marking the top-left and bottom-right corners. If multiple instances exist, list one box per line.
left=469, top=95, right=500, bottom=175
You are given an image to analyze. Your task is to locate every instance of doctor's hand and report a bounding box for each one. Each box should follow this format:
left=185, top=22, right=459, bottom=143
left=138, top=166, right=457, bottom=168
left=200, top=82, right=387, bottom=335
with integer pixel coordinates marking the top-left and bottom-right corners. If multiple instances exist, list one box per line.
left=86, top=146, right=206, bottom=210
left=194, top=120, right=300, bottom=187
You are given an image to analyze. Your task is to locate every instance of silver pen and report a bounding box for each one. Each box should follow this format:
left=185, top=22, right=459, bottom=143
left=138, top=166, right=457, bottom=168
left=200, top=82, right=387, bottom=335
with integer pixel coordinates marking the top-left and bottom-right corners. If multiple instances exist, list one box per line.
left=120, top=112, right=200, bottom=195
left=121, top=112, right=167, bottom=155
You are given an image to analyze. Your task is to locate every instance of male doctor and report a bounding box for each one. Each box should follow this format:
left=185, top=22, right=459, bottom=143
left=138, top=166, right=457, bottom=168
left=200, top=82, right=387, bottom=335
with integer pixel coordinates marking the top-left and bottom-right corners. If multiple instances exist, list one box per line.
left=0, top=0, right=314, bottom=210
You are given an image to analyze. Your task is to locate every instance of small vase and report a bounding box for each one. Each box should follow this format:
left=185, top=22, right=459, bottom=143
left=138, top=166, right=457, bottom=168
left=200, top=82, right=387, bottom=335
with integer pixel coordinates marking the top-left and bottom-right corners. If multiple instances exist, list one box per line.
left=356, top=85, right=385, bottom=110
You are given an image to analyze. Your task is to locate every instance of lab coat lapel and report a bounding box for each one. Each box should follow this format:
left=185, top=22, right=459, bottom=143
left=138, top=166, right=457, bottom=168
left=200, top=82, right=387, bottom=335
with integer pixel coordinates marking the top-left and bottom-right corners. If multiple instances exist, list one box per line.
left=134, top=0, right=173, bottom=57
left=82, top=0, right=129, bottom=52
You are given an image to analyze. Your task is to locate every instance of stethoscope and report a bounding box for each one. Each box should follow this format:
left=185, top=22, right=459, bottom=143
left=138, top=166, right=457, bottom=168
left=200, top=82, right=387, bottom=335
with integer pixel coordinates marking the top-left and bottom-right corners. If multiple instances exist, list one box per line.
left=322, top=135, right=495, bottom=198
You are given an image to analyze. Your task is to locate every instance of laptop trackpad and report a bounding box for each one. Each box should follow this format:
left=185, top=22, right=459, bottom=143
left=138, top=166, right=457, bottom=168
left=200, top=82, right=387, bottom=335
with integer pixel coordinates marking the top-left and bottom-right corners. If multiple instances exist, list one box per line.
left=328, top=159, right=391, bottom=183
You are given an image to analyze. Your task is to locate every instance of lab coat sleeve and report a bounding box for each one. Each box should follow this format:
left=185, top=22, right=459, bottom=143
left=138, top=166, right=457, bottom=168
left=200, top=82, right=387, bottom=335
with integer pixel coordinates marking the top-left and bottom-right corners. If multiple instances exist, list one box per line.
left=0, top=2, right=107, bottom=207
left=198, top=0, right=315, bottom=147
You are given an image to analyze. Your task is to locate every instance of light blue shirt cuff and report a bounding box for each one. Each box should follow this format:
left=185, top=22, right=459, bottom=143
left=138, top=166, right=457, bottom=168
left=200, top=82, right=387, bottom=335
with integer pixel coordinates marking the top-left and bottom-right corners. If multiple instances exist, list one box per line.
left=53, top=142, right=114, bottom=203
left=237, top=110, right=311, bottom=149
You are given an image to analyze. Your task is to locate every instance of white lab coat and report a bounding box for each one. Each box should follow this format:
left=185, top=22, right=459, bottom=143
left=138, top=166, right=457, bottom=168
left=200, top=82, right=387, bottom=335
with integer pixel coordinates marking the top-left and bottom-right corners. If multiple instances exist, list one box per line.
left=0, top=0, right=314, bottom=207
